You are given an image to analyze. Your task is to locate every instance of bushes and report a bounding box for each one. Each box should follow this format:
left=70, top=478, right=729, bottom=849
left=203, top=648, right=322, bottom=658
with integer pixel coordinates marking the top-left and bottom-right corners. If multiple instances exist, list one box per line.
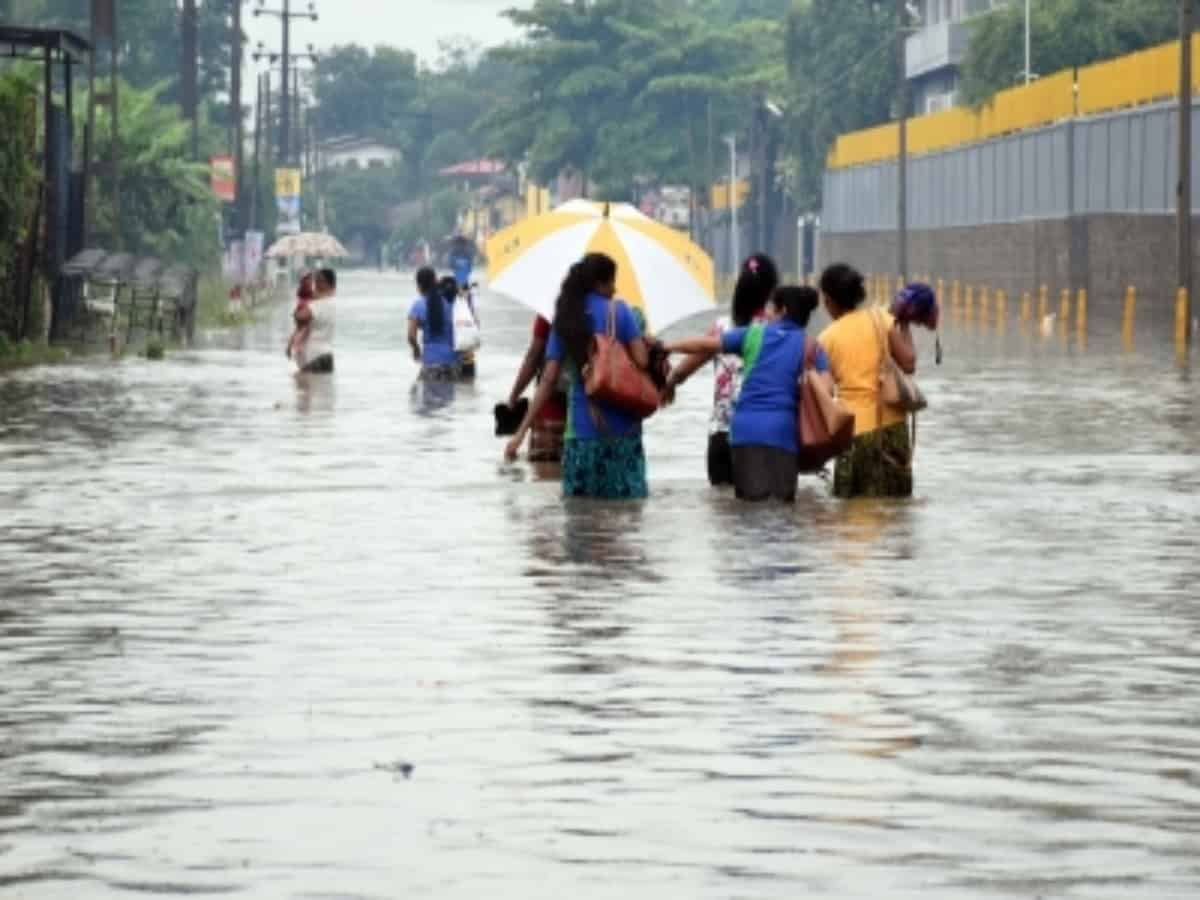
left=0, top=72, right=40, bottom=343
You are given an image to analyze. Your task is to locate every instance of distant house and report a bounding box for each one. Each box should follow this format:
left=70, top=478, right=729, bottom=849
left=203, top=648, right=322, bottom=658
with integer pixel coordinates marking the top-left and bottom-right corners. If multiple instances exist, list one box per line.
left=317, top=136, right=403, bottom=171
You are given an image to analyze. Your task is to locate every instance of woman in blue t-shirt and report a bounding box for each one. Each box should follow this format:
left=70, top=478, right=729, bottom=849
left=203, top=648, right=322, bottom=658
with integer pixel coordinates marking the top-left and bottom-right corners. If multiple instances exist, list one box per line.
left=504, top=253, right=652, bottom=499
left=407, top=266, right=458, bottom=379
left=666, top=286, right=829, bottom=502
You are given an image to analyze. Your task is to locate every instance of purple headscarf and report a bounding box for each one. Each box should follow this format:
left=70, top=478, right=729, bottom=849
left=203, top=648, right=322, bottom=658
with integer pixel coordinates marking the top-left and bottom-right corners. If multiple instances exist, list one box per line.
left=890, top=282, right=940, bottom=330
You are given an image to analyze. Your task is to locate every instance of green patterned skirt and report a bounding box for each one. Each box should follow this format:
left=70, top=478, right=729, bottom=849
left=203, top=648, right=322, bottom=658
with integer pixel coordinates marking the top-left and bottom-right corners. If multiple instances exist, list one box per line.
left=833, top=421, right=914, bottom=499
left=562, top=436, right=648, bottom=500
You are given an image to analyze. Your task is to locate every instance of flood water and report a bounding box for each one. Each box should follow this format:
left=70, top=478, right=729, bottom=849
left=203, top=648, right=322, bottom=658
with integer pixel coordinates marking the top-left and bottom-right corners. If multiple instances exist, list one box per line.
left=1, top=271, right=1198, bottom=898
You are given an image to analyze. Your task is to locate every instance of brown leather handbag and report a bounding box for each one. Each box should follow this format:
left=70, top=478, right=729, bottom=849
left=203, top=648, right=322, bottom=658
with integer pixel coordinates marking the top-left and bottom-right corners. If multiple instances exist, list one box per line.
left=797, top=339, right=855, bottom=472
left=873, top=309, right=927, bottom=413
left=583, top=300, right=659, bottom=421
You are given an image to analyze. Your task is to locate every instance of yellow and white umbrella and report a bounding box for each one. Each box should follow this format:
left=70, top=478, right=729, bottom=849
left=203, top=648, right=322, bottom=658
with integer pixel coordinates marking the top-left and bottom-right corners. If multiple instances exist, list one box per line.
left=485, top=201, right=715, bottom=332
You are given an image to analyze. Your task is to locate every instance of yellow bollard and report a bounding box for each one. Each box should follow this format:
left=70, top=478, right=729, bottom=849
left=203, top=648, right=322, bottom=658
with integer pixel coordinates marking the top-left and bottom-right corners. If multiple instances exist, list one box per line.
left=1076, top=288, right=1088, bottom=350
left=997, top=290, right=1008, bottom=335
left=1122, top=285, right=1136, bottom=350
left=965, top=284, right=975, bottom=325
left=936, top=278, right=945, bottom=306
left=952, top=280, right=961, bottom=322
left=1176, top=287, right=1190, bottom=349
left=1038, top=285, right=1049, bottom=323
left=1058, top=289, right=1071, bottom=335
left=1020, top=291, right=1032, bottom=324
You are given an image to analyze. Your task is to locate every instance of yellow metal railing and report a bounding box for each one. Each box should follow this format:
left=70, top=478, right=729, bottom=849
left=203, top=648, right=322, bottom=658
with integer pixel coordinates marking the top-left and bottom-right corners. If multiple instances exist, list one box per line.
left=828, top=36, right=1200, bottom=170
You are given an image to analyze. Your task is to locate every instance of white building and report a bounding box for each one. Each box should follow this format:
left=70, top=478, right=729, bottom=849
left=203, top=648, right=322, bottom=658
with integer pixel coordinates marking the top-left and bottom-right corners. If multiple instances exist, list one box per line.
left=906, top=0, right=1012, bottom=113
left=316, top=136, right=402, bottom=171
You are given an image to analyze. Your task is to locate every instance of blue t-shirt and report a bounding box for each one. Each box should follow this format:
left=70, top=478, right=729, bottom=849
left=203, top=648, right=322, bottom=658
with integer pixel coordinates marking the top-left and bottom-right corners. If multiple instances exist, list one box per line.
left=720, top=319, right=829, bottom=453
left=408, top=294, right=457, bottom=367
left=449, top=254, right=473, bottom=288
left=547, top=294, right=643, bottom=440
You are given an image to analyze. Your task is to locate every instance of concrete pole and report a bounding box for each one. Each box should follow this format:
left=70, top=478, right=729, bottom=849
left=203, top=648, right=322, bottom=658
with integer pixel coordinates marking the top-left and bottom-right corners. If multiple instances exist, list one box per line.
left=232, top=0, right=244, bottom=233
left=897, top=0, right=909, bottom=283
left=1025, top=0, right=1032, bottom=84
left=1179, top=0, right=1194, bottom=341
left=280, top=0, right=290, bottom=164
left=725, top=134, right=739, bottom=271
left=182, top=0, right=199, bottom=159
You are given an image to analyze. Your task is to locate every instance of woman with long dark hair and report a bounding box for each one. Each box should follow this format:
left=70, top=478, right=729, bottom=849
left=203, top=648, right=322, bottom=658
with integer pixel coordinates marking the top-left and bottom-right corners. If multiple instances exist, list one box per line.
left=666, top=285, right=829, bottom=502
left=504, top=253, right=652, bottom=499
left=407, top=266, right=458, bottom=379
left=661, top=253, right=779, bottom=485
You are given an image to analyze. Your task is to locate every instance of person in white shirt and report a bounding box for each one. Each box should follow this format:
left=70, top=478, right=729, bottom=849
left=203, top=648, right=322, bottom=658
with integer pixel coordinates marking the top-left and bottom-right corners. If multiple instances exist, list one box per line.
left=295, top=268, right=336, bottom=374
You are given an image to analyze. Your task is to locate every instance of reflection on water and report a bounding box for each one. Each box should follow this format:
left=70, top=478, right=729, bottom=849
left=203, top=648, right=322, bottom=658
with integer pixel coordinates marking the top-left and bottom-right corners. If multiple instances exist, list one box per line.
left=1, top=271, right=1199, bottom=897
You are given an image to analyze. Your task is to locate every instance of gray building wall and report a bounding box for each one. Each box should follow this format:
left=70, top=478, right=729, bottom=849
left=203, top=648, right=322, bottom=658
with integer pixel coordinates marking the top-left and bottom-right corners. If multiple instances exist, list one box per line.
left=820, top=100, right=1200, bottom=330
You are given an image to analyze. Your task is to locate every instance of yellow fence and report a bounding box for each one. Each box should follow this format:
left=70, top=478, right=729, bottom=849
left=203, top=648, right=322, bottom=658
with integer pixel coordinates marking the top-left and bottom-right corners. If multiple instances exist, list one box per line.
left=829, top=35, right=1200, bottom=170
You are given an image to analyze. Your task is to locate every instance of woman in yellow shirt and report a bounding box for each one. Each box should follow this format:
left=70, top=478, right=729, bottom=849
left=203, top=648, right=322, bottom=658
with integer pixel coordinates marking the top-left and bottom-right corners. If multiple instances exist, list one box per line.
left=817, top=264, right=917, bottom=499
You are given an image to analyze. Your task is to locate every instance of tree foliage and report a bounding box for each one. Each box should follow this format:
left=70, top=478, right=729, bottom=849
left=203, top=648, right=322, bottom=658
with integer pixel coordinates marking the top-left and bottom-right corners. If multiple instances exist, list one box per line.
left=80, top=80, right=220, bottom=267
left=3, top=0, right=234, bottom=113
left=960, top=0, right=1177, bottom=106
left=781, top=0, right=898, bottom=210
left=0, top=70, right=39, bottom=341
left=477, top=0, right=786, bottom=198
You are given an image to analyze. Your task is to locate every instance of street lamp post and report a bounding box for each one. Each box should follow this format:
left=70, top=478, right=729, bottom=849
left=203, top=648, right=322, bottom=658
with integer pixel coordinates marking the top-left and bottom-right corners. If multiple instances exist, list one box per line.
left=1179, top=0, right=1194, bottom=343
left=724, top=134, right=739, bottom=271
left=252, top=0, right=317, bottom=165
left=897, top=0, right=910, bottom=283
left=1024, top=0, right=1032, bottom=84
left=251, top=44, right=318, bottom=160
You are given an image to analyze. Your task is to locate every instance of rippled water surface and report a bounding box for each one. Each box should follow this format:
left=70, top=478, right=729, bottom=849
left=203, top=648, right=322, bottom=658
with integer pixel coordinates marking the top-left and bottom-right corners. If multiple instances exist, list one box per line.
left=2, top=271, right=1199, bottom=898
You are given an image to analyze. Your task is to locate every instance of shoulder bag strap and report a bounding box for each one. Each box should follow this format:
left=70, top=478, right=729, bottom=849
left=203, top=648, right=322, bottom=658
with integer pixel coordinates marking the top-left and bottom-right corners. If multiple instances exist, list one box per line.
left=872, top=308, right=916, bottom=469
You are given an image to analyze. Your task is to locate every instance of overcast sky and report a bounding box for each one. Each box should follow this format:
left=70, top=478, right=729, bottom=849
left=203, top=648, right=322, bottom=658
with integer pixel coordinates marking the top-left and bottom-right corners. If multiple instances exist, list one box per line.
left=245, top=0, right=533, bottom=65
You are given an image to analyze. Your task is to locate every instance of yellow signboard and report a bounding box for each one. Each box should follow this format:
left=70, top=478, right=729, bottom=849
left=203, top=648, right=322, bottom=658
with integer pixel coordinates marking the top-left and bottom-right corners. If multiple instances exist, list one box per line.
left=275, top=167, right=302, bottom=198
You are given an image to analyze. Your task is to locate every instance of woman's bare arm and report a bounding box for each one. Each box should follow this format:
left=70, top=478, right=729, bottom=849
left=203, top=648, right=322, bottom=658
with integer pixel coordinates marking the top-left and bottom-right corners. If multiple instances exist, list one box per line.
left=665, top=335, right=722, bottom=356
left=627, top=336, right=650, bottom=370
left=508, top=336, right=547, bottom=407
left=890, top=323, right=917, bottom=374
left=505, top=359, right=561, bottom=460
left=407, top=318, right=421, bottom=362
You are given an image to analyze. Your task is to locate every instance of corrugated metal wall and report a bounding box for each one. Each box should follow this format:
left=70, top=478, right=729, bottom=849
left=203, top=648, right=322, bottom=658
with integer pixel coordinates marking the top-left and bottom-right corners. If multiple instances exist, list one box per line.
left=822, top=101, right=1200, bottom=234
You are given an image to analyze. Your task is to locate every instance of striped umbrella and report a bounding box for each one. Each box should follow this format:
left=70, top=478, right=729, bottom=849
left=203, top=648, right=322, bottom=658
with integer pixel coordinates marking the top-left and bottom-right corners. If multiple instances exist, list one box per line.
left=485, top=201, right=715, bottom=332
left=265, top=232, right=350, bottom=259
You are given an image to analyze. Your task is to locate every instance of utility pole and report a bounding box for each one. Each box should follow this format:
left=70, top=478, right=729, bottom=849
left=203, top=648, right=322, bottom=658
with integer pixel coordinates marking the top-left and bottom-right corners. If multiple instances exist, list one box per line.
left=897, top=0, right=909, bottom=283
left=232, top=0, right=245, bottom=232
left=1024, top=0, right=1032, bottom=84
left=250, top=71, right=262, bottom=229
left=252, top=0, right=317, bottom=166
left=724, top=133, right=739, bottom=271
left=1180, top=0, right=1194, bottom=341
left=182, top=0, right=199, bottom=159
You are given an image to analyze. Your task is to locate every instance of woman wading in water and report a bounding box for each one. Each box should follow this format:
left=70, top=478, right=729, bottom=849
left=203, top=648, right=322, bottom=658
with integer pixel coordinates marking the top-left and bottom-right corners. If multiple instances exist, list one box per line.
left=504, top=253, right=652, bottom=499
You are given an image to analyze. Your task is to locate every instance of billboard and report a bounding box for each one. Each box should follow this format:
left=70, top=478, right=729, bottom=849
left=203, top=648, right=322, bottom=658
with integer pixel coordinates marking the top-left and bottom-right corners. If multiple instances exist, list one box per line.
left=275, top=167, right=302, bottom=236
left=210, top=155, right=235, bottom=203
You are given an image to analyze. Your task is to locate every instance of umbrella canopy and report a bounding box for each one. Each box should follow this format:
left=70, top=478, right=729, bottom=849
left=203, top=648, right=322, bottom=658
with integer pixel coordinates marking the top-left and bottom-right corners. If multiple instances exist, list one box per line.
left=485, top=201, right=714, bottom=332
left=265, top=232, right=350, bottom=259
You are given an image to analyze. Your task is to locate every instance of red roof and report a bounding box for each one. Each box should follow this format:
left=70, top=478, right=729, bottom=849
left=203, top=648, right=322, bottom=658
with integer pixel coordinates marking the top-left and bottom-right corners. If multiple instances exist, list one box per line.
left=438, top=159, right=506, bottom=177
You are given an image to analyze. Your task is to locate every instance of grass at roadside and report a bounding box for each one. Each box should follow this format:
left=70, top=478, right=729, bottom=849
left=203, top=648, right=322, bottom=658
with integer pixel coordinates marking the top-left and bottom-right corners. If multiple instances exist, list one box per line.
left=197, top=274, right=288, bottom=329
left=0, top=335, right=71, bottom=372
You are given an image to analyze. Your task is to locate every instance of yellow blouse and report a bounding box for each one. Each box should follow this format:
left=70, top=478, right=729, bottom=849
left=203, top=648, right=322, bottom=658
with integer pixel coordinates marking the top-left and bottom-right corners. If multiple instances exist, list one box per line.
left=817, top=308, right=906, bottom=436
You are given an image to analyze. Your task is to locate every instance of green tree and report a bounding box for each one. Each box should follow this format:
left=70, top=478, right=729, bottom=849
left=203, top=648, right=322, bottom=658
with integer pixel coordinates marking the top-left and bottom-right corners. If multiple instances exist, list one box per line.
left=781, top=0, right=898, bottom=210
left=478, top=0, right=787, bottom=199
left=0, top=70, right=40, bottom=340
left=960, top=0, right=1177, bottom=106
left=82, top=79, right=221, bottom=266
left=312, top=44, right=420, bottom=145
